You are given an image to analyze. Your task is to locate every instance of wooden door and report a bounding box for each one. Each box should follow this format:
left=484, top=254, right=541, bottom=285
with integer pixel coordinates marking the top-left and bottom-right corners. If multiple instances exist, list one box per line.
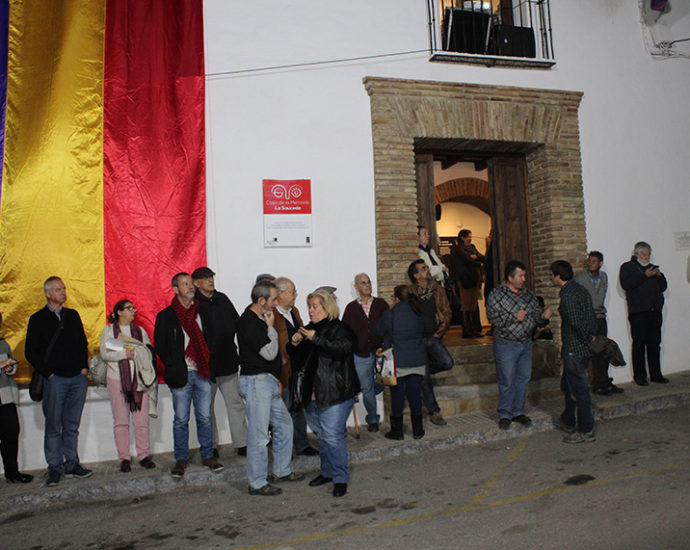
left=487, top=155, right=533, bottom=288
left=415, top=153, right=439, bottom=248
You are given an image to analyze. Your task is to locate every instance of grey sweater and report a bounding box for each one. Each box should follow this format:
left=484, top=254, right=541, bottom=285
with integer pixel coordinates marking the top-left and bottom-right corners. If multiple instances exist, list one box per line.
left=574, top=270, right=608, bottom=320
left=0, top=336, right=19, bottom=405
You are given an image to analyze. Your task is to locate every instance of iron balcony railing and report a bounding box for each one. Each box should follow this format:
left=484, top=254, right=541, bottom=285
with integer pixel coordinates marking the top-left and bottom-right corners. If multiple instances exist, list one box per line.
left=426, top=0, right=556, bottom=68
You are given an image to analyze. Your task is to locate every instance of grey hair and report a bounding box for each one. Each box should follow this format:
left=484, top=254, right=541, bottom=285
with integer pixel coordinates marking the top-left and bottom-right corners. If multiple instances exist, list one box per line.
left=44, top=276, right=62, bottom=292
left=251, top=280, right=277, bottom=303
left=274, top=277, right=293, bottom=292
left=633, top=241, right=651, bottom=255
left=354, top=273, right=369, bottom=284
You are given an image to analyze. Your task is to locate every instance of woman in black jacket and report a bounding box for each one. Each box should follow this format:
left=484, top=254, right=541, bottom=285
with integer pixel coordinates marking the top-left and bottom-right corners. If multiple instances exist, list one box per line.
left=290, top=289, right=359, bottom=497
left=376, top=285, right=428, bottom=441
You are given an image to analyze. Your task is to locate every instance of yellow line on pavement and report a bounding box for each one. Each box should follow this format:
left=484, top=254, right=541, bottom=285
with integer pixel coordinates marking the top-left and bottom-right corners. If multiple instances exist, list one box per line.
left=233, top=458, right=690, bottom=550
left=468, top=438, right=528, bottom=506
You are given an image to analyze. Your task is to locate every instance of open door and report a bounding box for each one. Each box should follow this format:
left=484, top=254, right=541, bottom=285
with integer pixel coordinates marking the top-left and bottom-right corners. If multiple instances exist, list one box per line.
left=487, top=155, right=534, bottom=288
left=415, top=153, right=439, bottom=246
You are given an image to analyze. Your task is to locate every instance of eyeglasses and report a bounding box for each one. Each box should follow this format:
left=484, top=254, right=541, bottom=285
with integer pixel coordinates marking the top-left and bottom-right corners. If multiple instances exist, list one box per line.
left=123, top=306, right=137, bottom=312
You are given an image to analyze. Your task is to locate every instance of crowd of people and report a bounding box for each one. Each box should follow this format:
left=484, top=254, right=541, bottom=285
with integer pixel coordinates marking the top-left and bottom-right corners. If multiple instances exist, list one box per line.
left=0, top=236, right=668, bottom=497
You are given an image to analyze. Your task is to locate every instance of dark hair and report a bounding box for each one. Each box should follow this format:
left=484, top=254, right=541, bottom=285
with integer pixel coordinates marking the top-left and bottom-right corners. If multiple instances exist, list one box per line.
left=407, top=259, right=426, bottom=283
left=417, top=226, right=427, bottom=235
left=550, top=260, right=573, bottom=281
left=394, top=284, right=422, bottom=315
left=588, top=250, right=603, bottom=262
left=504, top=260, right=526, bottom=280
left=251, top=280, right=277, bottom=303
left=171, top=272, right=190, bottom=287
left=108, top=299, right=132, bottom=323
left=458, top=229, right=472, bottom=240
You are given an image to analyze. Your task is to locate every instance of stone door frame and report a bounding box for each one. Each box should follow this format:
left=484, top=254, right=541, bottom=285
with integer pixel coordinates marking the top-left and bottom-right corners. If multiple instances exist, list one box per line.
left=363, top=77, right=587, bottom=317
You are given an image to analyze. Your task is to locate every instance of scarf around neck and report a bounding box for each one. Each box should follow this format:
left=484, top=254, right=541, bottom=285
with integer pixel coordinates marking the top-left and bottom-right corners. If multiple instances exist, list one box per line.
left=171, top=296, right=210, bottom=379
left=113, top=323, right=144, bottom=411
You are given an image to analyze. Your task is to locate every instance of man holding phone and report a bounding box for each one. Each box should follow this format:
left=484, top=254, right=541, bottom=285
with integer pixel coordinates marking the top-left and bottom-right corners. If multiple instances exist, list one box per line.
left=619, top=241, right=668, bottom=386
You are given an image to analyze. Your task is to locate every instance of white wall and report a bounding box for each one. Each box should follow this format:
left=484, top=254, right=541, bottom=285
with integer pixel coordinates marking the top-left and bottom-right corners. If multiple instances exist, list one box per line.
left=13, top=1, right=690, bottom=471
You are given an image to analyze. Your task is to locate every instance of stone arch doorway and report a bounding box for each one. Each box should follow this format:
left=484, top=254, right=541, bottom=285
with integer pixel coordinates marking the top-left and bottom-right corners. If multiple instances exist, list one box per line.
left=363, top=77, right=586, bottom=318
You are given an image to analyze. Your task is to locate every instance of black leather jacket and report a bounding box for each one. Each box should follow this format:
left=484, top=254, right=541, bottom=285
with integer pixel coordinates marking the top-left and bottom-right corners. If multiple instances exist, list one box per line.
left=292, top=318, right=360, bottom=408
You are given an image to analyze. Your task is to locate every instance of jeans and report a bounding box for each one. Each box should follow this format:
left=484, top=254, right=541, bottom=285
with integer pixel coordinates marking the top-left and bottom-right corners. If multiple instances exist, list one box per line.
left=304, top=398, right=353, bottom=484
left=629, top=311, right=663, bottom=382
left=493, top=339, right=533, bottom=419
left=238, top=374, right=293, bottom=490
left=42, top=373, right=88, bottom=472
left=420, top=337, right=453, bottom=415
left=560, top=353, right=595, bottom=434
left=353, top=353, right=380, bottom=425
left=170, top=370, right=214, bottom=461
left=281, top=387, right=310, bottom=452
left=212, top=373, right=247, bottom=448
left=390, top=374, right=423, bottom=416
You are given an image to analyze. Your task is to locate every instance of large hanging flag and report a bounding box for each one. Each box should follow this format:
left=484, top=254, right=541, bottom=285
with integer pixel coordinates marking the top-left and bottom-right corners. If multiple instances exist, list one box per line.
left=0, top=0, right=206, bottom=380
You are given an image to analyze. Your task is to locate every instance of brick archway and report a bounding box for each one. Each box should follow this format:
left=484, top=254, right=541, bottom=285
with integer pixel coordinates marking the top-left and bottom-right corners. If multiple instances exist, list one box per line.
left=435, top=177, right=489, bottom=214
left=364, top=77, right=586, bottom=314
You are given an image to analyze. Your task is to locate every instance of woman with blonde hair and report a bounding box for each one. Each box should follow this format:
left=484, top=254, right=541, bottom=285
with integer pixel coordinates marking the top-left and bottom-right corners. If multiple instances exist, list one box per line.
left=289, top=289, right=359, bottom=497
left=100, top=300, right=156, bottom=472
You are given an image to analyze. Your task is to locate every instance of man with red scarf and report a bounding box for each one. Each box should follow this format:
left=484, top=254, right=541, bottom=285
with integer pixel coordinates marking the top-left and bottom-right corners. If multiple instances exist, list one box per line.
left=154, top=272, right=224, bottom=478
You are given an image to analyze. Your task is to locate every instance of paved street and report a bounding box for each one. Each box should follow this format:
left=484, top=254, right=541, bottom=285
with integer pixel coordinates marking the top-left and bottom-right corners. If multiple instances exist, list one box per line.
left=2, top=405, right=689, bottom=550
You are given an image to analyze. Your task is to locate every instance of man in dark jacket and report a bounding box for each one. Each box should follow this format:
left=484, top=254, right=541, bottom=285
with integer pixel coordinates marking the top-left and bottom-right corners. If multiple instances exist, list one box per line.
left=342, top=273, right=389, bottom=432
left=25, top=276, right=91, bottom=487
left=192, top=267, right=247, bottom=457
left=551, top=261, right=598, bottom=444
left=619, top=241, right=668, bottom=385
left=154, top=272, right=223, bottom=478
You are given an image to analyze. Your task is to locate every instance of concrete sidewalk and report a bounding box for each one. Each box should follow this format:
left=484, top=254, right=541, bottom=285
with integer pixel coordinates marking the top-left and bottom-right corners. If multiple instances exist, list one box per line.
left=2, top=370, right=689, bottom=514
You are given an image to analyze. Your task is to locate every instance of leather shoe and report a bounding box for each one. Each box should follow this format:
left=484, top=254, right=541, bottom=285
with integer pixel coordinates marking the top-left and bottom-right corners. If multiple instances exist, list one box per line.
left=5, top=472, right=33, bottom=484
left=367, top=422, right=379, bottom=433
left=297, top=446, right=319, bottom=456
left=120, top=459, right=131, bottom=473
left=650, top=377, right=669, bottom=384
left=333, top=483, right=347, bottom=497
left=635, top=379, right=649, bottom=386
left=498, top=418, right=511, bottom=430
left=236, top=446, right=247, bottom=457
left=309, top=474, right=332, bottom=487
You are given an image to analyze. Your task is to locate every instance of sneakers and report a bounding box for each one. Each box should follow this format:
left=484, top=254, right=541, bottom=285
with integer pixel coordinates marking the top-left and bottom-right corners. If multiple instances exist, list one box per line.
left=202, top=457, right=224, bottom=473
left=512, top=415, right=532, bottom=427
left=139, top=456, right=156, bottom=469
left=268, top=472, right=305, bottom=483
left=171, top=459, right=188, bottom=478
left=248, top=483, right=282, bottom=496
left=46, top=470, right=61, bottom=487
left=563, top=431, right=596, bottom=444
left=120, top=459, right=131, bottom=473
left=498, top=418, right=511, bottom=430
left=65, top=464, right=93, bottom=479
left=552, top=416, right=576, bottom=434
left=429, top=413, right=447, bottom=426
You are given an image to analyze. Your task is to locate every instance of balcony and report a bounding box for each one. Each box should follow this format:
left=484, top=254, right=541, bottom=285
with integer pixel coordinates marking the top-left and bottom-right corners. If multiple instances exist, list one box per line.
left=427, top=0, right=556, bottom=68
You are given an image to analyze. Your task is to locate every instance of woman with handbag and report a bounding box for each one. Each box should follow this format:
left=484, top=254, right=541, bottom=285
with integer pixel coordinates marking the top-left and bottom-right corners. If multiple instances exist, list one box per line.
left=99, top=300, right=156, bottom=472
left=0, top=313, right=33, bottom=483
left=289, top=289, right=359, bottom=498
left=376, top=285, right=428, bottom=441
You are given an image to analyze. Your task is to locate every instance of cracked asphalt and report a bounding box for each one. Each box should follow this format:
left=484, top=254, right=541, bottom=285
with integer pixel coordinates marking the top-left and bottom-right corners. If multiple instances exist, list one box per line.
left=2, top=405, right=689, bottom=550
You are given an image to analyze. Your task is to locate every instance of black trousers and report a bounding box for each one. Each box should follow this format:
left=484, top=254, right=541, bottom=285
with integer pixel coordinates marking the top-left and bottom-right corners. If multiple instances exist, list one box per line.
left=628, top=310, right=663, bottom=382
left=591, top=318, right=611, bottom=390
left=0, top=403, right=20, bottom=476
